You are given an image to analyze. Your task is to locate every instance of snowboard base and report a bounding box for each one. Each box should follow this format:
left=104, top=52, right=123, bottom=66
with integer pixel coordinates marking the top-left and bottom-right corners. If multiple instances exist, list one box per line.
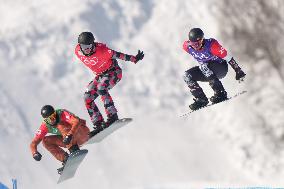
left=57, top=149, right=88, bottom=184
left=87, top=118, right=132, bottom=144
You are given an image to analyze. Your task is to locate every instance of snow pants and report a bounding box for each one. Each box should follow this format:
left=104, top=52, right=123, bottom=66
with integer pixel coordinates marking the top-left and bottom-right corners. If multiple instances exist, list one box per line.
left=84, top=60, right=122, bottom=125
left=183, top=60, right=228, bottom=99
left=42, top=124, right=90, bottom=162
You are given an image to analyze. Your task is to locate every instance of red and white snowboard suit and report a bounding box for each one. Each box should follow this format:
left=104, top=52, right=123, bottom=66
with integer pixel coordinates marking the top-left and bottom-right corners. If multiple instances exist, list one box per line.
left=75, top=43, right=137, bottom=125
left=30, top=109, right=90, bottom=162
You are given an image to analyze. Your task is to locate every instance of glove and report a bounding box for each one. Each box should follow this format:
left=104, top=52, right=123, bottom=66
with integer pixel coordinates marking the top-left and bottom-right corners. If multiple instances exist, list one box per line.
left=63, top=134, right=73, bottom=145
left=235, top=69, right=246, bottom=81
left=33, top=152, right=42, bottom=161
left=228, top=58, right=246, bottom=81
left=135, top=50, right=144, bottom=63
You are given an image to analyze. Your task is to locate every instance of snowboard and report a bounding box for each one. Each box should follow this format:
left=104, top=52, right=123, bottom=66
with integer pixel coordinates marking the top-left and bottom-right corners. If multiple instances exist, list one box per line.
left=87, top=118, right=132, bottom=144
left=180, top=90, right=247, bottom=118
left=57, top=149, right=88, bottom=184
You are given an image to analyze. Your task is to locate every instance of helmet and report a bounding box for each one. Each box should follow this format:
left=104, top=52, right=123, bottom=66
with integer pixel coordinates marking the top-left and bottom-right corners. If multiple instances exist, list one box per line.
left=188, top=28, right=204, bottom=42
left=78, top=32, right=95, bottom=45
left=41, top=105, right=55, bottom=118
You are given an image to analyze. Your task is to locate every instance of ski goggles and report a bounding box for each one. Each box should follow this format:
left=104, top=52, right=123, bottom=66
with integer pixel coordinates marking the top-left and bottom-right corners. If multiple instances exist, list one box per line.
left=80, top=44, right=93, bottom=51
left=189, top=38, right=203, bottom=49
left=44, top=111, right=57, bottom=124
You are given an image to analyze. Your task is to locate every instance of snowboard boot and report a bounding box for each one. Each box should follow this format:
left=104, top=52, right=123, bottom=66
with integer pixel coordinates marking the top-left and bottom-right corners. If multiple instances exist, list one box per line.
left=210, top=91, right=228, bottom=104
left=68, top=144, right=80, bottom=154
left=189, top=97, right=209, bottom=111
left=105, top=113, right=119, bottom=128
left=57, top=153, right=69, bottom=175
left=89, top=120, right=105, bottom=138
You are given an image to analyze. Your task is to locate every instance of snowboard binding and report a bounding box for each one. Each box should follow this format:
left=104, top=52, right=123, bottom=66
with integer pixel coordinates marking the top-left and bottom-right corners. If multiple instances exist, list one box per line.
left=210, top=91, right=228, bottom=104
left=189, top=98, right=209, bottom=111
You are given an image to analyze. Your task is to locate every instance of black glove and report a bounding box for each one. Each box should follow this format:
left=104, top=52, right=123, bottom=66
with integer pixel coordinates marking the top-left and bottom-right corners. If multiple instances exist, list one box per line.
left=135, top=50, right=144, bottom=62
left=235, top=69, right=246, bottom=81
left=63, top=134, right=73, bottom=145
left=33, top=152, right=42, bottom=161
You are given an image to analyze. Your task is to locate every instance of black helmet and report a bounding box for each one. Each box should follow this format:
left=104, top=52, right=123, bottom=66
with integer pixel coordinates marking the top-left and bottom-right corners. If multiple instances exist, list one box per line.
left=78, top=32, right=95, bottom=45
left=41, top=105, right=55, bottom=118
left=188, top=28, right=204, bottom=42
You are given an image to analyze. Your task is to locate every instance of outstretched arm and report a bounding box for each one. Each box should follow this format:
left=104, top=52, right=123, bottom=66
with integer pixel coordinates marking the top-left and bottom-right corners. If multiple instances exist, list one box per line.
left=112, top=49, right=144, bottom=63
left=112, top=50, right=136, bottom=62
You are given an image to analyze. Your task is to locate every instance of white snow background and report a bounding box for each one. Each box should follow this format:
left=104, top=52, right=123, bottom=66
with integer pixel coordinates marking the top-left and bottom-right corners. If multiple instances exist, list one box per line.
left=0, top=0, right=284, bottom=188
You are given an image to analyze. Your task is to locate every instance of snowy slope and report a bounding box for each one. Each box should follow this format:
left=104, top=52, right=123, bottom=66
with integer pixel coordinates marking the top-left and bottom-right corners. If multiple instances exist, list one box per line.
left=0, top=0, right=284, bottom=188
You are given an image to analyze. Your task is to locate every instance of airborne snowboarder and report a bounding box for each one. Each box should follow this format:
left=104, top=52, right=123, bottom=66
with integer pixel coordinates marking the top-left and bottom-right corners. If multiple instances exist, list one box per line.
left=183, top=28, right=246, bottom=110
left=30, top=105, right=90, bottom=174
left=75, top=31, right=144, bottom=135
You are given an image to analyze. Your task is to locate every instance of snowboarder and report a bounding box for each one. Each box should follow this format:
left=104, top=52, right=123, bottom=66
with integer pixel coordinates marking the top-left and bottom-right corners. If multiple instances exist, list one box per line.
left=30, top=105, right=90, bottom=173
left=183, top=28, right=246, bottom=110
left=75, top=31, right=144, bottom=135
